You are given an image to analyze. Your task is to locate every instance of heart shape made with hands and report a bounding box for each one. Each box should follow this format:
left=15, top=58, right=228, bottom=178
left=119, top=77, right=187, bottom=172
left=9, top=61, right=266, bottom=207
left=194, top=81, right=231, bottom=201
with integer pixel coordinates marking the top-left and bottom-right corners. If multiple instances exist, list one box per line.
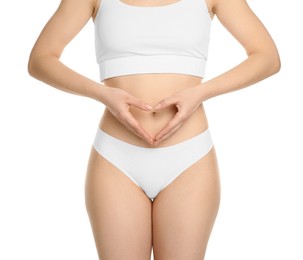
left=125, top=85, right=202, bottom=146
left=131, top=102, right=182, bottom=146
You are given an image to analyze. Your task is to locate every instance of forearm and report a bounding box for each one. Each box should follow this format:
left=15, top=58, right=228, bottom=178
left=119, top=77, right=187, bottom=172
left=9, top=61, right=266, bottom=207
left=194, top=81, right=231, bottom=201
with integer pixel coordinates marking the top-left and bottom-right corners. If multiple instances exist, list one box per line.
left=197, top=52, right=281, bottom=102
left=28, top=55, right=106, bottom=103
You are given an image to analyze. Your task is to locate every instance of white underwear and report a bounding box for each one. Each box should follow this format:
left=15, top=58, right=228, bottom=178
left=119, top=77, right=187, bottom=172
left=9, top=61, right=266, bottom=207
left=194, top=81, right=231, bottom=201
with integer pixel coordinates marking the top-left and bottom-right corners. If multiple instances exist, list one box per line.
left=92, top=127, right=214, bottom=201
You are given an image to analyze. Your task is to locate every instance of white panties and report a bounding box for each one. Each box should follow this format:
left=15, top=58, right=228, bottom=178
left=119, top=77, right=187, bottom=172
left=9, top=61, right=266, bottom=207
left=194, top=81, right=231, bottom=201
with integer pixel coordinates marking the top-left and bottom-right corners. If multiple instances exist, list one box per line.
left=93, top=127, right=214, bottom=201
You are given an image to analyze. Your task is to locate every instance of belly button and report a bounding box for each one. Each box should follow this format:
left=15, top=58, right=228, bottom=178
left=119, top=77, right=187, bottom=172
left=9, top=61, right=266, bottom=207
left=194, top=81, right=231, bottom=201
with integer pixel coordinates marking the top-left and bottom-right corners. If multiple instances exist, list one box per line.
left=152, top=111, right=156, bottom=117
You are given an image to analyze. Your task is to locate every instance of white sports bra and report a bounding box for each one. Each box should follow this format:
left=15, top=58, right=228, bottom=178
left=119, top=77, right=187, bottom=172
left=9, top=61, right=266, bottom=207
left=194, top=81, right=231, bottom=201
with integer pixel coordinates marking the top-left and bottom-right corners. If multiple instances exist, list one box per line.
left=94, top=0, right=212, bottom=82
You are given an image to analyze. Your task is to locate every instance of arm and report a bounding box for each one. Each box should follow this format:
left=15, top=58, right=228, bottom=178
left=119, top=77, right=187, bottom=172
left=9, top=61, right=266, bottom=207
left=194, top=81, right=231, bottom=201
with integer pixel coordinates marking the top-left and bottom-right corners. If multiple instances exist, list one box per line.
left=28, top=0, right=104, bottom=101
left=197, top=0, right=281, bottom=101
left=28, top=0, right=154, bottom=144
left=153, top=0, right=281, bottom=144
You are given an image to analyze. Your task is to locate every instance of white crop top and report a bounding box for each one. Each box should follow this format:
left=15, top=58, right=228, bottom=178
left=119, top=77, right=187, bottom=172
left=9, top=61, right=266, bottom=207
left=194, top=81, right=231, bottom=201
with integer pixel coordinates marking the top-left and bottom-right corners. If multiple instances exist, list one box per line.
left=94, top=0, right=212, bottom=82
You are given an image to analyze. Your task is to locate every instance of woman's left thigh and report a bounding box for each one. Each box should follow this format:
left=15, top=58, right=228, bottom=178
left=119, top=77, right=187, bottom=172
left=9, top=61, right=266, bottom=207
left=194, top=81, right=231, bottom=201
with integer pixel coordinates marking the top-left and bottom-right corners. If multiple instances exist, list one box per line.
left=152, top=147, right=221, bottom=260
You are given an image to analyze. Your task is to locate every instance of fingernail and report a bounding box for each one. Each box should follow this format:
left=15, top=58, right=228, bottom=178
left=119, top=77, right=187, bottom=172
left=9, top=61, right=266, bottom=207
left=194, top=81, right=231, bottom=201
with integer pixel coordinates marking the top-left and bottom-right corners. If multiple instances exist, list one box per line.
left=154, top=103, right=161, bottom=109
left=145, top=104, right=153, bottom=109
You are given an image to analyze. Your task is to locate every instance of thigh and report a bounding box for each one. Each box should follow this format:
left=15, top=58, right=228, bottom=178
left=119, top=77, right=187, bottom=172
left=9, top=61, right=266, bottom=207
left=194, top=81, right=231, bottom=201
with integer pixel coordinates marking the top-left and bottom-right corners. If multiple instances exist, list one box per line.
left=152, top=147, right=221, bottom=260
left=85, top=147, right=153, bottom=260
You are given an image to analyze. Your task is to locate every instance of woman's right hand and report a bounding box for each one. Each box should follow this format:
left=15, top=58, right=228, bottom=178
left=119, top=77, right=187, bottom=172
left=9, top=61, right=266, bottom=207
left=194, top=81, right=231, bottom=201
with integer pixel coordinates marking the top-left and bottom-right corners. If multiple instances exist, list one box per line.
left=101, top=85, right=154, bottom=145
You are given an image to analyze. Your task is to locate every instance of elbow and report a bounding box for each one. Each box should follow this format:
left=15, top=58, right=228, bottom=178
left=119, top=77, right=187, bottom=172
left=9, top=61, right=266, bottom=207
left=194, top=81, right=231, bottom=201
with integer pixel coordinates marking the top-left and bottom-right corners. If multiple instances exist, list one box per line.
left=254, top=49, right=281, bottom=78
left=27, top=61, right=34, bottom=78
left=262, top=45, right=281, bottom=76
left=27, top=50, right=49, bottom=79
left=248, top=45, right=281, bottom=78
left=28, top=51, right=58, bottom=79
left=27, top=53, right=37, bottom=78
left=27, top=47, right=36, bottom=76
left=269, top=51, right=281, bottom=75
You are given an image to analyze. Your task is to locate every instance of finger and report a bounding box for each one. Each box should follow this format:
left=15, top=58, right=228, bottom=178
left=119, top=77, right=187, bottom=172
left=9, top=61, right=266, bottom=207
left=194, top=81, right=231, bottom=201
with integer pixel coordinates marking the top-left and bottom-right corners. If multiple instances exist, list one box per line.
left=153, top=124, right=182, bottom=146
left=127, top=97, right=153, bottom=111
left=125, top=120, right=153, bottom=145
left=154, top=96, right=179, bottom=110
left=154, top=112, right=185, bottom=141
left=124, top=111, right=154, bottom=144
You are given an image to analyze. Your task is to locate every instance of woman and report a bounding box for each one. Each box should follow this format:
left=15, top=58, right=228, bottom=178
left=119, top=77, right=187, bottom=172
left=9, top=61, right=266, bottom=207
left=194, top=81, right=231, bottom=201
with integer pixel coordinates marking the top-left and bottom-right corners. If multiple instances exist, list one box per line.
left=28, top=0, right=280, bottom=258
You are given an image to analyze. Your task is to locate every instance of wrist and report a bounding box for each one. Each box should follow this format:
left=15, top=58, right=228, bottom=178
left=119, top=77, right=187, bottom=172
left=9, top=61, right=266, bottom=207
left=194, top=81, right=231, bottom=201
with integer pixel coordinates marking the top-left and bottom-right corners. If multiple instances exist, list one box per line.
left=90, top=82, right=109, bottom=104
left=194, top=82, right=209, bottom=103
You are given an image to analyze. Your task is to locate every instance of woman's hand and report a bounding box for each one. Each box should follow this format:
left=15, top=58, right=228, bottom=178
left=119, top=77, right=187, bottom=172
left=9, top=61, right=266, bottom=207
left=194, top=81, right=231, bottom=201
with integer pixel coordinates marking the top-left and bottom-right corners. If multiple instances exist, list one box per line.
left=102, top=86, right=154, bottom=145
left=153, top=85, right=203, bottom=146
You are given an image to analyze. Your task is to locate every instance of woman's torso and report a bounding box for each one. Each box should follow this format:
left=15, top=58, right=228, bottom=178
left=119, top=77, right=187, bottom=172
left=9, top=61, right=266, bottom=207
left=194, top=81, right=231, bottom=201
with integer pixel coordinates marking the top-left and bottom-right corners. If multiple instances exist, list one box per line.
left=99, top=74, right=209, bottom=147
left=94, top=0, right=212, bottom=147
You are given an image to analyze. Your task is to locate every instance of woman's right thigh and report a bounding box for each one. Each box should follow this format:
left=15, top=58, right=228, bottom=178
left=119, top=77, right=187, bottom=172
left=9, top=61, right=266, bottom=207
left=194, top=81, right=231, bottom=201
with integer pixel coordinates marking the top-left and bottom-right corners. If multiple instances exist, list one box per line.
left=85, top=147, right=153, bottom=260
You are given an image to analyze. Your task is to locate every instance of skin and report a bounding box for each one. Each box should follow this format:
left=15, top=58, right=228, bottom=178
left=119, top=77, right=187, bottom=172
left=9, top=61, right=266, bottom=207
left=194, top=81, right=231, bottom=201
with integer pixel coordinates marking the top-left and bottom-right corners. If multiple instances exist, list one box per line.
left=28, top=0, right=280, bottom=259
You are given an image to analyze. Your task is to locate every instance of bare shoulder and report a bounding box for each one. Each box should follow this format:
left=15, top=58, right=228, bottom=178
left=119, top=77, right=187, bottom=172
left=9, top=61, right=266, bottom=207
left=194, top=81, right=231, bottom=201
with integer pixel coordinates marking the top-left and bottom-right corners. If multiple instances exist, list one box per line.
left=209, top=0, right=280, bottom=64
left=29, top=0, right=96, bottom=58
left=211, top=0, right=257, bottom=21
left=56, top=0, right=96, bottom=19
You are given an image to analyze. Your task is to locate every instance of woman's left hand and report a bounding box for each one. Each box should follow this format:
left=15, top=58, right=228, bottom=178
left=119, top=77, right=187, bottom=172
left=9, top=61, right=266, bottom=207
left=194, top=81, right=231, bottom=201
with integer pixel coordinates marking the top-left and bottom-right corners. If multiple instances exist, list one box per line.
left=153, top=84, right=204, bottom=146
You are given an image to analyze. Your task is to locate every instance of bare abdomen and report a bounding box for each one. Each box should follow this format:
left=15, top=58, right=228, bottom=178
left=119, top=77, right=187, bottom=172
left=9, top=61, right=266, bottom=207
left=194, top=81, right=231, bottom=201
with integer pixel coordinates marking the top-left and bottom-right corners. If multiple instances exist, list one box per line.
left=99, top=73, right=209, bottom=147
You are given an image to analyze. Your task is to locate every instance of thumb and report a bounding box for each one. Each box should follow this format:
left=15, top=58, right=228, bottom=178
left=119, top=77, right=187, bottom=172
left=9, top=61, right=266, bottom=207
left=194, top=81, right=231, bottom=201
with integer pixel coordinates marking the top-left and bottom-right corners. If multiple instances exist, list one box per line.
left=154, top=96, right=178, bottom=110
left=127, top=97, right=153, bottom=111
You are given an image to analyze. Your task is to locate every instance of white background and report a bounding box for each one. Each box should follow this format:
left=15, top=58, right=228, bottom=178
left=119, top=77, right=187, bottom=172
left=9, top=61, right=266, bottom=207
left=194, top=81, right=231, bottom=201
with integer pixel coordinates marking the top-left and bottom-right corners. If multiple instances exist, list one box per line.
left=1, top=0, right=302, bottom=259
